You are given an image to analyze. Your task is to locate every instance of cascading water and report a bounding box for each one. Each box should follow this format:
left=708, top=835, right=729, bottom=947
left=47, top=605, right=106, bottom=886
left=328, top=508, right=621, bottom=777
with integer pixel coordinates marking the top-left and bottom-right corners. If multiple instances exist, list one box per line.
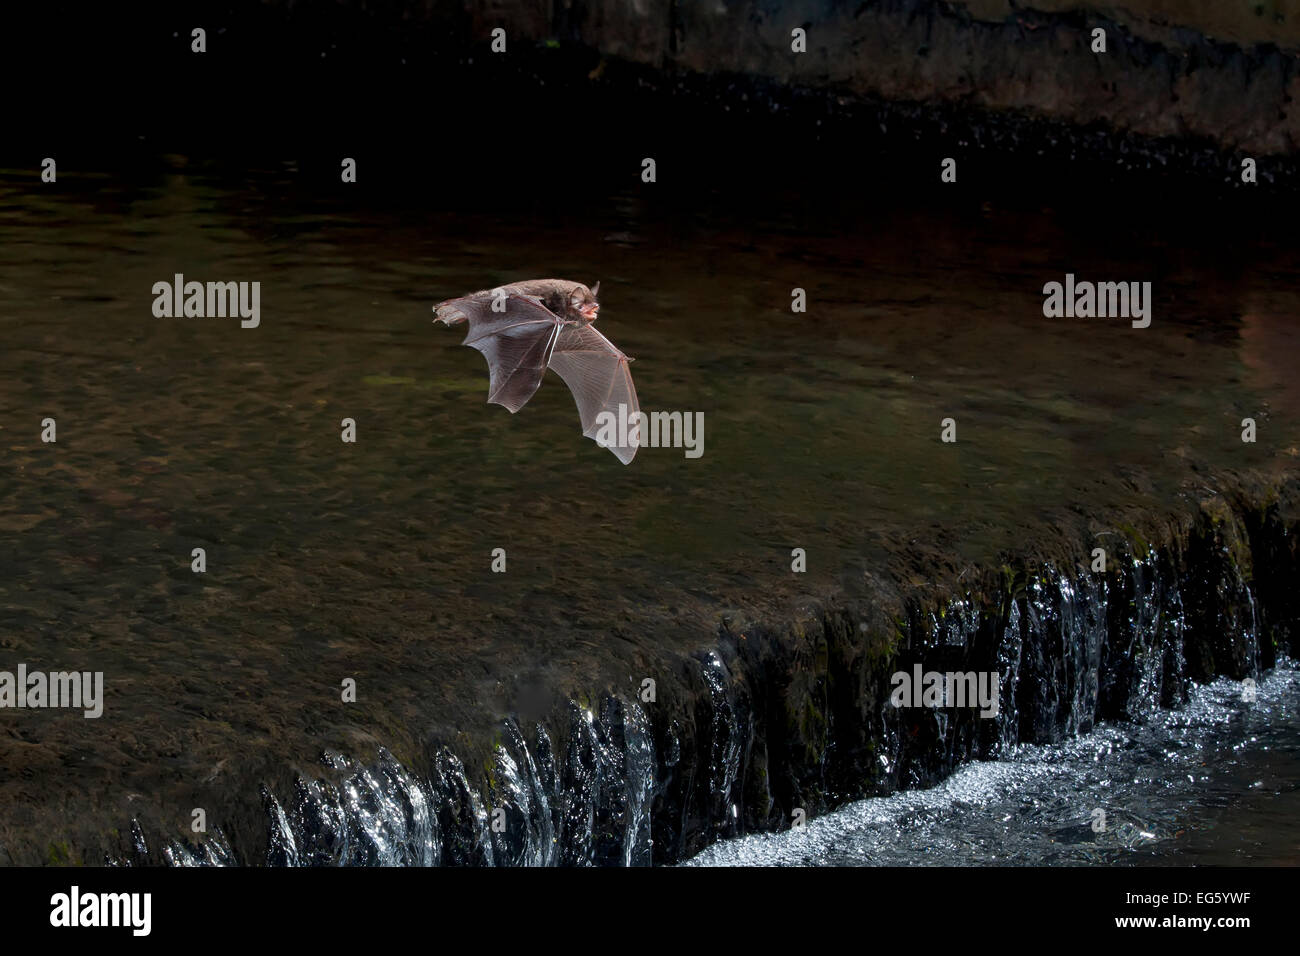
left=688, top=661, right=1298, bottom=866
left=144, top=514, right=1291, bottom=866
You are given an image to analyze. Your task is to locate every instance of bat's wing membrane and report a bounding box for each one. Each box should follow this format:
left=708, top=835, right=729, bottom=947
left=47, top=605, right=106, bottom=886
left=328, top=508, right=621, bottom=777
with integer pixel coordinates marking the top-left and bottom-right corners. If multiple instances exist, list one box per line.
left=548, top=323, right=640, bottom=464
left=436, top=294, right=562, bottom=413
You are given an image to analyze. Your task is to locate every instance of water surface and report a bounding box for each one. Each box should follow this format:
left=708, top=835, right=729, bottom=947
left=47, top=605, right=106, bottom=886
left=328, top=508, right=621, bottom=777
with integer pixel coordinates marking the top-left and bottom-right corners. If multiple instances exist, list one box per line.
left=0, top=161, right=1297, bottom=860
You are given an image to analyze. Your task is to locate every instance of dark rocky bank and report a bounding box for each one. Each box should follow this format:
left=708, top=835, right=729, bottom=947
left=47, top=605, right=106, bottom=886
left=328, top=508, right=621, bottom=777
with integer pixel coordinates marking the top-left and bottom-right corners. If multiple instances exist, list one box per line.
left=6, top=1, right=1299, bottom=196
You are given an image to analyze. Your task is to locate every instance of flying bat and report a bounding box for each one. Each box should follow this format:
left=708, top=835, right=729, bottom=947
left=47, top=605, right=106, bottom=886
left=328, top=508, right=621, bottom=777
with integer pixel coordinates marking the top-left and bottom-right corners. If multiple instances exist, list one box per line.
left=433, top=279, right=640, bottom=464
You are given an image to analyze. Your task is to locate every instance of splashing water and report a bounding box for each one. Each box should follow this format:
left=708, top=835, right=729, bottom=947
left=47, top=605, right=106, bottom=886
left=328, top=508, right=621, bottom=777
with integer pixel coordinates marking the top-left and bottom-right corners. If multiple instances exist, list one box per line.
left=686, top=660, right=1299, bottom=866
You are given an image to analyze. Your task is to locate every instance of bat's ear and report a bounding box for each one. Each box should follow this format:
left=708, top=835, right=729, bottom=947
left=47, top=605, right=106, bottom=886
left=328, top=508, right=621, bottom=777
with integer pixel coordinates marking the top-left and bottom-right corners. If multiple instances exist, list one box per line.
left=590, top=281, right=600, bottom=298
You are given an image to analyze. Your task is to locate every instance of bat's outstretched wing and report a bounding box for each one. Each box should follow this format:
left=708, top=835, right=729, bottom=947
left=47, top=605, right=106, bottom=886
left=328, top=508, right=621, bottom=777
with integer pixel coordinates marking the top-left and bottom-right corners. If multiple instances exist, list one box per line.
left=547, top=323, right=640, bottom=464
left=434, top=293, right=562, bottom=413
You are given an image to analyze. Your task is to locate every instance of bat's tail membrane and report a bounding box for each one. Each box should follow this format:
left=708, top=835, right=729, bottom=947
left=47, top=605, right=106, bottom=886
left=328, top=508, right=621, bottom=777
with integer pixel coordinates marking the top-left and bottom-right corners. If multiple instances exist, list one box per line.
left=549, top=324, right=641, bottom=465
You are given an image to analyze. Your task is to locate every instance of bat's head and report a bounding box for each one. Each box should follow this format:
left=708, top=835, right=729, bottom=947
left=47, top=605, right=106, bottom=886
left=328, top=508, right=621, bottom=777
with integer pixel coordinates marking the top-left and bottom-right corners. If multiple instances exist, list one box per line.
left=568, top=281, right=600, bottom=324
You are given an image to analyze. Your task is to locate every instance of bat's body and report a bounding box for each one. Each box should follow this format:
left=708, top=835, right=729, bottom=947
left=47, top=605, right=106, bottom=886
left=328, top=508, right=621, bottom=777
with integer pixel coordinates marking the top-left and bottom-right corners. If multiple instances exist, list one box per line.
left=434, top=279, right=640, bottom=464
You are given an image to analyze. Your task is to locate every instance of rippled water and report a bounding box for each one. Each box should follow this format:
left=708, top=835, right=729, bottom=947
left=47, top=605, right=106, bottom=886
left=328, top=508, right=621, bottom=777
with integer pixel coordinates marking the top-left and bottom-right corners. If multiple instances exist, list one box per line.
left=688, top=660, right=1300, bottom=866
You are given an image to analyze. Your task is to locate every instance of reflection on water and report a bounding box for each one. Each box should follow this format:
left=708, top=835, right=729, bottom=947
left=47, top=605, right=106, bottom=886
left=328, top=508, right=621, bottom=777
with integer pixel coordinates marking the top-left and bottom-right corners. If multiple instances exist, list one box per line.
left=688, top=660, right=1300, bottom=866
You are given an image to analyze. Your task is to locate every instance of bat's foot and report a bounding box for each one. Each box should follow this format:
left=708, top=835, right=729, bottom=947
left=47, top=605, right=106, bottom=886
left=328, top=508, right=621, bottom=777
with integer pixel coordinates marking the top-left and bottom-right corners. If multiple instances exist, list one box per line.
left=433, top=303, right=468, bottom=325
